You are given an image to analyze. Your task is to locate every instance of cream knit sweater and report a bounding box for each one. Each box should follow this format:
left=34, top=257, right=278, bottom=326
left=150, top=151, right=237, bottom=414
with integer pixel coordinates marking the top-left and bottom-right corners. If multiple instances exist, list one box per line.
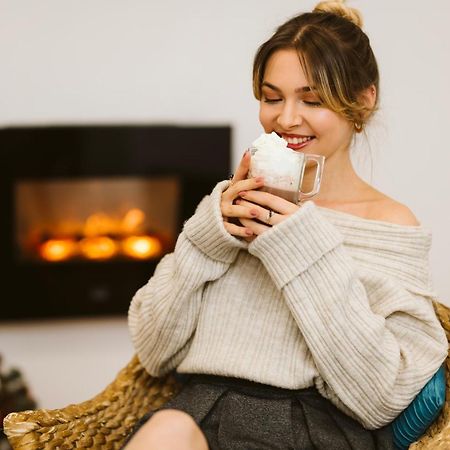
left=128, top=181, right=448, bottom=429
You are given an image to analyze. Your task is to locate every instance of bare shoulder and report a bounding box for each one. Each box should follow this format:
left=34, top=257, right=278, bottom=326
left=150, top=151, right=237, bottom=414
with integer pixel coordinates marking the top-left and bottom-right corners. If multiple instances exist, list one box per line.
left=367, top=196, right=420, bottom=226
left=316, top=181, right=421, bottom=226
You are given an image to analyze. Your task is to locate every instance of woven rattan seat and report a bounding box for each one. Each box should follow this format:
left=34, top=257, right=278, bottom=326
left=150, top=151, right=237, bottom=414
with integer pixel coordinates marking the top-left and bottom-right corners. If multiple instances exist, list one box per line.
left=3, top=302, right=450, bottom=449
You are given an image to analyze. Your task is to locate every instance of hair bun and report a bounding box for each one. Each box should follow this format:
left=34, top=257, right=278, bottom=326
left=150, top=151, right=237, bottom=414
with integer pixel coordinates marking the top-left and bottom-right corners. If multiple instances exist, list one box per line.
left=313, top=0, right=363, bottom=28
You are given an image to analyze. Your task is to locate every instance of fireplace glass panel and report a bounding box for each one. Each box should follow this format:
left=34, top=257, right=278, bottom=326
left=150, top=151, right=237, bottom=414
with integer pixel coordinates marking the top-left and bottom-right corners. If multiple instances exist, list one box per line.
left=15, top=176, right=179, bottom=263
left=1, top=124, right=230, bottom=320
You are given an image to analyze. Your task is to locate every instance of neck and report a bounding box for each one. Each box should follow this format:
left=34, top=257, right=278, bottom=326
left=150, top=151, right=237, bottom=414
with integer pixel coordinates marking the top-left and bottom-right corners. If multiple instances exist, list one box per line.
left=302, top=149, right=368, bottom=206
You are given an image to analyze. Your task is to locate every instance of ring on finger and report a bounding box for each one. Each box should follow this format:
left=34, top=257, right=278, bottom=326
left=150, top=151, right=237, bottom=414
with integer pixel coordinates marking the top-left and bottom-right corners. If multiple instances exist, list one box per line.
left=267, top=208, right=273, bottom=224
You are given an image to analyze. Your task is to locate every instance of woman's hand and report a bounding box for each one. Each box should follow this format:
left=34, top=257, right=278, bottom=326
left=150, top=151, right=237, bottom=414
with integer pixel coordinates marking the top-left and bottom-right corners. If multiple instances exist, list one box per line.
left=236, top=190, right=300, bottom=241
left=221, top=150, right=264, bottom=239
left=221, top=150, right=301, bottom=241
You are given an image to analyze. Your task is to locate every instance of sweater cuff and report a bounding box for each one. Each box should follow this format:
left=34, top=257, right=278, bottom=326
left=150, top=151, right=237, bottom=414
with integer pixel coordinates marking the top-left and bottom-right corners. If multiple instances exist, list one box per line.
left=248, top=202, right=343, bottom=288
left=183, top=180, right=248, bottom=263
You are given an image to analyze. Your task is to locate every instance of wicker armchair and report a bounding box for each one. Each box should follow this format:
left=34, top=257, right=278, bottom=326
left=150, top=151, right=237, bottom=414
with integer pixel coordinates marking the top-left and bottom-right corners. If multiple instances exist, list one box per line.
left=3, top=302, right=450, bottom=450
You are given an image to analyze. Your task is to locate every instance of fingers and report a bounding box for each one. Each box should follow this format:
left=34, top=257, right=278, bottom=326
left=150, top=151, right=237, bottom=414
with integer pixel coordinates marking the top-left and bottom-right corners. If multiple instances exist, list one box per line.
left=237, top=190, right=299, bottom=216
left=236, top=199, right=279, bottom=226
left=239, top=217, right=270, bottom=236
left=223, top=220, right=254, bottom=238
left=230, top=150, right=251, bottom=184
left=221, top=202, right=259, bottom=220
left=236, top=188, right=302, bottom=235
left=221, top=173, right=263, bottom=239
left=222, top=176, right=264, bottom=203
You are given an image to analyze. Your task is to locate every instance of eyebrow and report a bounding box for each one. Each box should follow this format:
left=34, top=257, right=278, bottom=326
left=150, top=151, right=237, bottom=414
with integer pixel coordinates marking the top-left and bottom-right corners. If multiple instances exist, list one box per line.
left=261, top=82, right=314, bottom=93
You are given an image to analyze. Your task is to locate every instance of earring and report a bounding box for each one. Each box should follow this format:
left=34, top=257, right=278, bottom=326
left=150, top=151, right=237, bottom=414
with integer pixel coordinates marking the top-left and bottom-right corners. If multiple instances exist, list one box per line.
left=354, top=121, right=363, bottom=132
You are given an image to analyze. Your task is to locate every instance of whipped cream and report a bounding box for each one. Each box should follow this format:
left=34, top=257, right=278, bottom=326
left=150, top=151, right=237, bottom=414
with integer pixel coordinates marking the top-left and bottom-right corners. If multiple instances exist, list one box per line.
left=249, top=132, right=303, bottom=191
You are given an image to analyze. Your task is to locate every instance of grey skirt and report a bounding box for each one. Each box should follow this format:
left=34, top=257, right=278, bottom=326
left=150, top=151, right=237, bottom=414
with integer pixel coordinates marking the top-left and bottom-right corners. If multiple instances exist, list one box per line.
left=123, top=374, right=394, bottom=450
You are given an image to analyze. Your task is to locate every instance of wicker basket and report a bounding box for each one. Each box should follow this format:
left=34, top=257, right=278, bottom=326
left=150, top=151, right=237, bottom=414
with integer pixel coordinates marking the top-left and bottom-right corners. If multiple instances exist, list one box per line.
left=3, top=302, right=450, bottom=449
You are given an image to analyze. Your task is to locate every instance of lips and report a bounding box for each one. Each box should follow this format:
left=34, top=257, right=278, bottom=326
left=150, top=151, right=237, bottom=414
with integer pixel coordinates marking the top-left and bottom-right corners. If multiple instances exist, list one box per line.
left=278, top=133, right=316, bottom=151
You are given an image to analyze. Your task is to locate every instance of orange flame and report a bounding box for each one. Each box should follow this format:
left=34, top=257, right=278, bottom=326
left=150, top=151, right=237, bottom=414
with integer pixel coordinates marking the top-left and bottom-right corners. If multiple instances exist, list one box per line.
left=79, top=236, right=119, bottom=260
left=40, top=239, right=77, bottom=262
left=38, top=208, right=164, bottom=262
left=122, top=236, right=163, bottom=260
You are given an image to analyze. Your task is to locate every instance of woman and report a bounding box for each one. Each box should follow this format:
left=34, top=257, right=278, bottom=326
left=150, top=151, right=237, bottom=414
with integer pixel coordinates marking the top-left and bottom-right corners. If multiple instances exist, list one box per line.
left=124, top=1, right=447, bottom=449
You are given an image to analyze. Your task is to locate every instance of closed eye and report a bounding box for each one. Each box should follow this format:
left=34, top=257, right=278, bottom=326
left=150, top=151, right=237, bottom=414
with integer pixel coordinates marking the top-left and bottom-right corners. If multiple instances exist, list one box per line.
left=303, top=100, right=322, bottom=107
left=263, top=98, right=282, bottom=104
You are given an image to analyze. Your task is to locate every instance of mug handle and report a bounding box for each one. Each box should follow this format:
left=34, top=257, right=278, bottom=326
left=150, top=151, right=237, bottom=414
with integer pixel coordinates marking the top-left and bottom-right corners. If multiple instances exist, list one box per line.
left=298, top=155, right=325, bottom=200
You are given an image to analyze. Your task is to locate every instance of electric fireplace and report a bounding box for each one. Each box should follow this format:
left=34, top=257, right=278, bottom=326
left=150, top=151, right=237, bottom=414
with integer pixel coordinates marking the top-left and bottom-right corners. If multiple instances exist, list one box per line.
left=1, top=125, right=230, bottom=320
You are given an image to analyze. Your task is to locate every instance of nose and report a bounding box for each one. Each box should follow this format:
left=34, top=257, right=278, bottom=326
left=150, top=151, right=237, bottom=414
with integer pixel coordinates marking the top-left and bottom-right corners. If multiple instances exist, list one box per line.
left=277, top=101, right=302, bottom=130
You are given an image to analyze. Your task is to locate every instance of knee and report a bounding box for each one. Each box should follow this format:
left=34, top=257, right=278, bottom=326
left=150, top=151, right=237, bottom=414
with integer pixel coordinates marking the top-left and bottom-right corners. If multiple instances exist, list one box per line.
left=126, top=409, right=207, bottom=449
left=150, top=409, right=199, bottom=435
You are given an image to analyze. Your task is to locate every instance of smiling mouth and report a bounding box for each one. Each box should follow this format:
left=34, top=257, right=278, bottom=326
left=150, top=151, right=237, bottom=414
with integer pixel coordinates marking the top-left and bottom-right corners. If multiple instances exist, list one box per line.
left=278, top=133, right=316, bottom=149
left=284, top=136, right=314, bottom=145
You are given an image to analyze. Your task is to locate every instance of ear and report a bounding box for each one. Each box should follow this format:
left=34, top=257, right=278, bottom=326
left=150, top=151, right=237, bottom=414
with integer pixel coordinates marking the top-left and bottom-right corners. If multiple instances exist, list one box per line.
left=359, top=84, right=377, bottom=111
left=353, top=85, right=377, bottom=132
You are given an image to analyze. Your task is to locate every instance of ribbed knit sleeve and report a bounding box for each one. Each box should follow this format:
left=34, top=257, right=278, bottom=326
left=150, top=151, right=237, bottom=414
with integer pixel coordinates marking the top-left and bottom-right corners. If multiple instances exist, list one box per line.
left=183, top=180, right=248, bottom=262
left=128, top=181, right=247, bottom=376
left=248, top=202, right=448, bottom=429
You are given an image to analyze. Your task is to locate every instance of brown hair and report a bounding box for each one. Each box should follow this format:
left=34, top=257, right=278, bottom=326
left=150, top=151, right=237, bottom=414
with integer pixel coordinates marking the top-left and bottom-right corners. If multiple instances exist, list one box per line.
left=253, top=0, right=379, bottom=131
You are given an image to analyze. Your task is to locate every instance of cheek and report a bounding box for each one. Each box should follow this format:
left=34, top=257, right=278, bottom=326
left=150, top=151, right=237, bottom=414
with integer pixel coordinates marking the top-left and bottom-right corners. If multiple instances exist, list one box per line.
left=312, top=110, right=336, bottom=134
left=314, top=110, right=352, bottom=137
left=259, top=107, right=271, bottom=132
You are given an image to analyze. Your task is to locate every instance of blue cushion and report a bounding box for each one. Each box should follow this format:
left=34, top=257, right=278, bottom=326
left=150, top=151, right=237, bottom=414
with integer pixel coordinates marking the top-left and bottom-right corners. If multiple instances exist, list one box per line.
left=392, top=364, right=446, bottom=450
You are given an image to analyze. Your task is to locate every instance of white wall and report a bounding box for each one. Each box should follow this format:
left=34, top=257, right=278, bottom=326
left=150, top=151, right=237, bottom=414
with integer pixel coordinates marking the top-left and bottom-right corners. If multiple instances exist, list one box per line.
left=0, top=317, right=133, bottom=409
left=1, top=0, right=449, bottom=408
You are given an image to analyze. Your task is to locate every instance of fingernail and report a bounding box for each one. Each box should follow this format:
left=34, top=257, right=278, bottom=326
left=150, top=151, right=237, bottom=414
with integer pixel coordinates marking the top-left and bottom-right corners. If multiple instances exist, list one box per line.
left=238, top=191, right=247, bottom=197
left=250, top=209, right=258, bottom=217
left=255, top=177, right=264, bottom=183
left=245, top=229, right=253, bottom=236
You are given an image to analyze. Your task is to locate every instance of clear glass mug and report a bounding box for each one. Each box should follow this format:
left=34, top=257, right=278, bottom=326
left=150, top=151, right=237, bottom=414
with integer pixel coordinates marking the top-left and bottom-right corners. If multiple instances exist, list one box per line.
left=248, top=148, right=325, bottom=204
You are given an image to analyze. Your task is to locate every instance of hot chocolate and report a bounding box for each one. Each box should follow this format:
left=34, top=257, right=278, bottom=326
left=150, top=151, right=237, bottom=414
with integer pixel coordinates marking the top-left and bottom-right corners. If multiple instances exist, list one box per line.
left=248, top=132, right=324, bottom=203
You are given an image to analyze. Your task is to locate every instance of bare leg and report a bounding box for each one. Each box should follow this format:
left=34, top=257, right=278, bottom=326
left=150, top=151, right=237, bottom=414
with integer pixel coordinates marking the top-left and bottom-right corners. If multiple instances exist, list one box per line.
left=125, top=409, right=209, bottom=450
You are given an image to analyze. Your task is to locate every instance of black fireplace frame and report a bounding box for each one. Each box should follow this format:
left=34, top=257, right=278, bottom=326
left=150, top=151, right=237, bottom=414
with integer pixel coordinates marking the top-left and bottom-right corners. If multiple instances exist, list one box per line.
left=1, top=125, right=231, bottom=321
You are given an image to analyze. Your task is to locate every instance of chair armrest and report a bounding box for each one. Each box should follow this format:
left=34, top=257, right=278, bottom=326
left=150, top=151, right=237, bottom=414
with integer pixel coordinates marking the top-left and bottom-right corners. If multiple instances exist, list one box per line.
left=411, top=302, right=450, bottom=449
left=3, top=355, right=181, bottom=449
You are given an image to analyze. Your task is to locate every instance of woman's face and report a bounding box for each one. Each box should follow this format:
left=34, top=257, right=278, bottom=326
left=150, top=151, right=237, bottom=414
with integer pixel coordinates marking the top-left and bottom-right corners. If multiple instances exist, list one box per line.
left=259, top=49, right=354, bottom=161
